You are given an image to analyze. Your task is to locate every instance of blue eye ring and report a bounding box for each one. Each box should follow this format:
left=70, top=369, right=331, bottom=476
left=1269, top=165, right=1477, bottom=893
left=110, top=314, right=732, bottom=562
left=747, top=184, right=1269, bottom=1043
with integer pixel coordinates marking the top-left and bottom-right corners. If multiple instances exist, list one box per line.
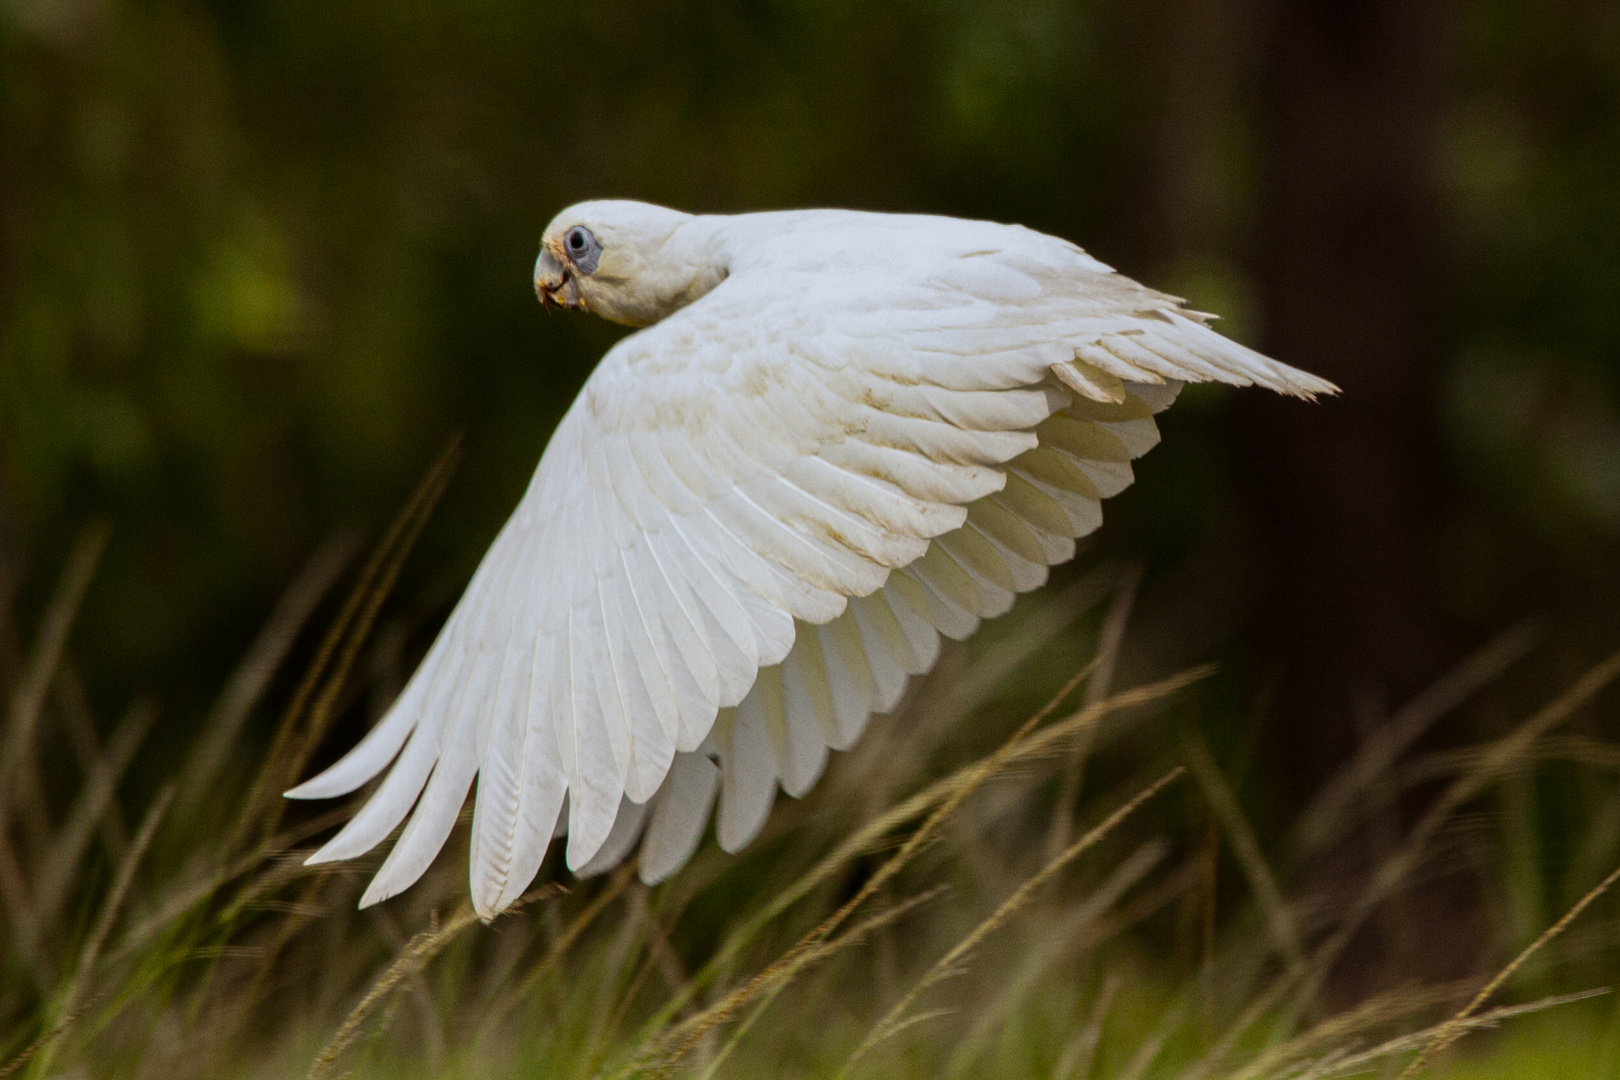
left=564, top=226, right=602, bottom=274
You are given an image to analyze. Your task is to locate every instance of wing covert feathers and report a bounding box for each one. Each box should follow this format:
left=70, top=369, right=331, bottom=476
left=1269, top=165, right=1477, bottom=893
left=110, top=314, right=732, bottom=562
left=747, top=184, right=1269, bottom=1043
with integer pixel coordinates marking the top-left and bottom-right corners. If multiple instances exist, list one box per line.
left=288, top=208, right=1335, bottom=915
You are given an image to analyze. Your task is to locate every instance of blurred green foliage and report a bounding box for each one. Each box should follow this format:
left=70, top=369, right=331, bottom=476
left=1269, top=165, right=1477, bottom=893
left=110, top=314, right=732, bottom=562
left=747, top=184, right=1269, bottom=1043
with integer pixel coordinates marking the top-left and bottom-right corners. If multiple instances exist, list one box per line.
left=1, top=0, right=1618, bottom=761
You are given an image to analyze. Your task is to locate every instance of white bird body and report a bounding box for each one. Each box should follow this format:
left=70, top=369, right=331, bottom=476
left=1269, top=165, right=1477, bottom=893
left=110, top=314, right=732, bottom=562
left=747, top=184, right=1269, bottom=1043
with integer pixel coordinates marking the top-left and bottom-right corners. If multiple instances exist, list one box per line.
left=287, top=201, right=1335, bottom=917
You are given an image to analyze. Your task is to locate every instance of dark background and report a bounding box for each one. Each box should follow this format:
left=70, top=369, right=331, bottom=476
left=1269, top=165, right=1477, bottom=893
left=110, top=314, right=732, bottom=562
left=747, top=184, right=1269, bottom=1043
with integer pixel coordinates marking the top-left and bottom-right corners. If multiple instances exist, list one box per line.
left=3, top=0, right=1619, bottom=828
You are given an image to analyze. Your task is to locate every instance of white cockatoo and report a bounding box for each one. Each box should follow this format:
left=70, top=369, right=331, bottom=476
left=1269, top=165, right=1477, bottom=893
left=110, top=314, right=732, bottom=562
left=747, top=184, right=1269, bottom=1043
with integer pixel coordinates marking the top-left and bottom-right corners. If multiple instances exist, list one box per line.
left=287, top=201, right=1336, bottom=917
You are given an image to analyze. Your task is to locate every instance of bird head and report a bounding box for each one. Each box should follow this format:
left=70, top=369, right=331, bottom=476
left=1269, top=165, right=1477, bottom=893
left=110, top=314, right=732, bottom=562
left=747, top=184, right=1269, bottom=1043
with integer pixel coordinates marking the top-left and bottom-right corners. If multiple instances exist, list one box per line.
left=535, top=200, right=726, bottom=327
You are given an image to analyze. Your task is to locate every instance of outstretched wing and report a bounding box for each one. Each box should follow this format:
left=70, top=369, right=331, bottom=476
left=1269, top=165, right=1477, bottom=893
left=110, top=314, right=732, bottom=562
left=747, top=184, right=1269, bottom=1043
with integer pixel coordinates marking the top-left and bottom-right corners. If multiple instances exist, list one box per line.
left=287, top=211, right=1334, bottom=916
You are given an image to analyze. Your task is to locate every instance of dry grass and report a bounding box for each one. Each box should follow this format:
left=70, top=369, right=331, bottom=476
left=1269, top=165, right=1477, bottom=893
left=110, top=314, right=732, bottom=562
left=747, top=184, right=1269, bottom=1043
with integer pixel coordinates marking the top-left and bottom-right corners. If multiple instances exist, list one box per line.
left=3, top=477, right=1620, bottom=1078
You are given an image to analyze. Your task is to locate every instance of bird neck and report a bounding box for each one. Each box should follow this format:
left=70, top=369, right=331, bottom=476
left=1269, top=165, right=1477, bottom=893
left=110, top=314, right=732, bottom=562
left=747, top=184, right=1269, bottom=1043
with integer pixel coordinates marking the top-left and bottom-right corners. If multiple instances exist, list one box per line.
left=602, top=218, right=731, bottom=328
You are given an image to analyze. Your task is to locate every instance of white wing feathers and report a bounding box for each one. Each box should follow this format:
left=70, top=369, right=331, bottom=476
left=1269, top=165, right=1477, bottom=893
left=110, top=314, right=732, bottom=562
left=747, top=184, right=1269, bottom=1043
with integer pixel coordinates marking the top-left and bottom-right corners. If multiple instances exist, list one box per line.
left=287, top=210, right=1334, bottom=916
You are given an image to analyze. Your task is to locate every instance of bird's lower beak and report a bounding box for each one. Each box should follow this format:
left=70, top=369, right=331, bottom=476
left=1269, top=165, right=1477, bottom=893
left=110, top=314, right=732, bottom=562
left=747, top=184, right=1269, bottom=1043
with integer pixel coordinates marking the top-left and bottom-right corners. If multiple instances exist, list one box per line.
left=534, top=248, right=580, bottom=311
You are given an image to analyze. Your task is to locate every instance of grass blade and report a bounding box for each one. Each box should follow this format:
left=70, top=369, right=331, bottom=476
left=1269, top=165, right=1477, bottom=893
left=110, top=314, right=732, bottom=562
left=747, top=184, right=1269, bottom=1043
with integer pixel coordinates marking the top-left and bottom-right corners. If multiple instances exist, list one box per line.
left=847, top=768, right=1183, bottom=1071
left=5, top=785, right=171, bottom=1080
left=1292, top=622, right=1541, bottom=860
left=1049, top=562, right=1142, bottom=859
left=1395, top=859, right=1620, bottom=1077
left=0, top=523, right=108, bottom=986
left=1303, top=645, right=1620, bottom=1003
left=0, top=523, right=108, bottom=805
left=1183, top=727, right=1306, bottom=977
left=18, top=701, right=155, bottom=957
left=305, top=902, right=482, bottom=1080
left=179, top=529, right=359, bottom=811
left=307, top=883, right=562, bottom=1080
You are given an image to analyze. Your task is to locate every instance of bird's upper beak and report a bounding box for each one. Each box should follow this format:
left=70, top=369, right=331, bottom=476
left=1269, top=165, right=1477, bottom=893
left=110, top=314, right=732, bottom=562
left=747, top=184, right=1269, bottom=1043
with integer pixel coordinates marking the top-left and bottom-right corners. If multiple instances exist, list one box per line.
left=534, top=240, right=584, bottom=311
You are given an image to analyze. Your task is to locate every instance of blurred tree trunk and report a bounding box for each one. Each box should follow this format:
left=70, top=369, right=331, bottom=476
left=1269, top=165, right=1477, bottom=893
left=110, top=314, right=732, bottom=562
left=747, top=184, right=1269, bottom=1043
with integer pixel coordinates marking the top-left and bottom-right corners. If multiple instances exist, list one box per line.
left=1244, top=0, right=1452, bottom=797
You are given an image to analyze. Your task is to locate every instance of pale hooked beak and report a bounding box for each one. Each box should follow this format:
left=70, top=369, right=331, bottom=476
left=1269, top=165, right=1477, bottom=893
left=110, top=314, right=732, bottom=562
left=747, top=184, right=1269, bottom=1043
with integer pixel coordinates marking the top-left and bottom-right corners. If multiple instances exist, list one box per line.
left=533, top=243, right=583, bottom=311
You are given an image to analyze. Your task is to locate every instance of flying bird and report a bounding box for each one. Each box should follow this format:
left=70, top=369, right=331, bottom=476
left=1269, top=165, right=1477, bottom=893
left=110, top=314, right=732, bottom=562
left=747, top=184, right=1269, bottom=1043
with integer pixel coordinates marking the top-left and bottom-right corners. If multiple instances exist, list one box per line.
left=286, top=201, right=1336, bottom=917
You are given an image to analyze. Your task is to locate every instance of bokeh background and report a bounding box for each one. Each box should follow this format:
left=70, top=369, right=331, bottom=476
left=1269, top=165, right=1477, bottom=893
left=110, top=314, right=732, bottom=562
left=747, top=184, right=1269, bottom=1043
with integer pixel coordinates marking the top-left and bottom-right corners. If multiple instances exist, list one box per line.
left=7, top=0, right=1620, bottom=803
left=3, top=0, right=1620, bottom=1061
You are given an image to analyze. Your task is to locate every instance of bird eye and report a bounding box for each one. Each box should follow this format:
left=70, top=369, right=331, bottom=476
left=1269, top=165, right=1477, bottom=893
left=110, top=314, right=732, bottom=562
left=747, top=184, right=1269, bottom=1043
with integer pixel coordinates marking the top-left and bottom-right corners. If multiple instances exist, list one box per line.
left=562, top=226, right=601, bottom=274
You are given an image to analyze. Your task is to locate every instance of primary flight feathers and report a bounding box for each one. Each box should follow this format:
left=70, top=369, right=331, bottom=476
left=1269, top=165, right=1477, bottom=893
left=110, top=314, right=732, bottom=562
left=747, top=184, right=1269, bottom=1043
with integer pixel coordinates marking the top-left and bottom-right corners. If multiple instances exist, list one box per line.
left=285, top=201, right=1336, bottom=917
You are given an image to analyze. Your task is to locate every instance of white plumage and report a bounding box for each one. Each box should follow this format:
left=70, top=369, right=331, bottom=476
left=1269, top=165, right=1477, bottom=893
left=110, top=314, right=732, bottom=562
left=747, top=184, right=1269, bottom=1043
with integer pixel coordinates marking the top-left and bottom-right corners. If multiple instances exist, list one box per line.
left=286, top=201, right=1336, bottom=917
